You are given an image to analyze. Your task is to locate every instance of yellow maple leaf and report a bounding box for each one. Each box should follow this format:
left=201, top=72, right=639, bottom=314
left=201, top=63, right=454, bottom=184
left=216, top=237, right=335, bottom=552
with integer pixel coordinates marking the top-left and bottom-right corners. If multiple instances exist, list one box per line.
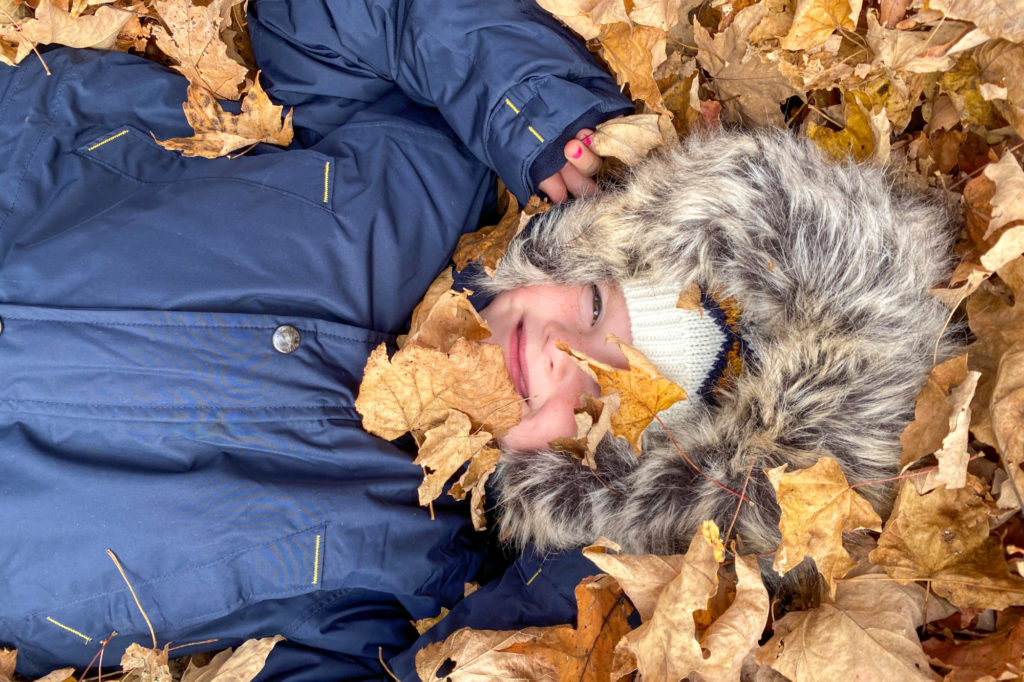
left=154, top=79, right=294, bottom=158
left=558, top=335, right=686, bottom=454
left=780, top=0, right=863, bottom=52
left=767, top=457, right=883, bottom=597
left=151, top=0, right=248, bottom=100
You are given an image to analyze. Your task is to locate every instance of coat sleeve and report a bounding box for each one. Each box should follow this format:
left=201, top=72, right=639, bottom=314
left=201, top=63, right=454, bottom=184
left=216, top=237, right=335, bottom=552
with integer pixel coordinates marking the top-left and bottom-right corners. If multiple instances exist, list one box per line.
left=247, top=0, right=633, bottom=202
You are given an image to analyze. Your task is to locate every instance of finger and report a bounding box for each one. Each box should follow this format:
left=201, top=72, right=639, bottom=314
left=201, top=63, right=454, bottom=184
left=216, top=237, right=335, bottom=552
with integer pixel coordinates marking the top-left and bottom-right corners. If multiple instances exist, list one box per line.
left=575, top=128, right=595, bottom=144
left=538, top=172, right=569, bottom=204
left=560, top=163, right=598, bottom=199
left=564, top=138, right=602, bottom=178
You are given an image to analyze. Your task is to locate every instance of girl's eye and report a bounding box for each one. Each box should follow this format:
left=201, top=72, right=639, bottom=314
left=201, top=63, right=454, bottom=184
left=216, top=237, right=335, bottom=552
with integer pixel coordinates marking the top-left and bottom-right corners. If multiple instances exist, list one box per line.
left=590, top=284, right=603, bottom=326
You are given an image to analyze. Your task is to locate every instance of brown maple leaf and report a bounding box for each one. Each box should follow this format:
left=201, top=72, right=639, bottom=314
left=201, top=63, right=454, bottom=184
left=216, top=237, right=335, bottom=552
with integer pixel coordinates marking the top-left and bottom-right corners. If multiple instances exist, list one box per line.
left=535, top=0, right=629, bottom=40
left=400, top=268, right=491, bottom=352
left=922, top=612, right=1024, bottom=682
left=415, top=575, right=633, bottom=681
left=598, top=22, right=668, bottom=112
left=448, top=442, right=501, bottom=530
left=780, top=0, right=862, bottom=52
left=756, top=578, right=937, bottom=681
left=414, top=409, right=493, bottom=507
left=869, top=475, right=1024, bottom=610
left=558, top=335, right=687, bottom=453
left=452, top=193, right=550, bottom=277
left=767, top=457, right=883, bottom=597
left=154, top=79, right=294, bottom=158
left=355, top=338, right=520, bottom=442
left=151, top=0, right=248, bottom=100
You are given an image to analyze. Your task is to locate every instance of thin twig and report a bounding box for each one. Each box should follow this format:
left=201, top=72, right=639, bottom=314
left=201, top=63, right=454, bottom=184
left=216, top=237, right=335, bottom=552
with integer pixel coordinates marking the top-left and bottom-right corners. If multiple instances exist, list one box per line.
left=654, top=414, right=752, bottom=502
left=725, top=455, right=757, bottom=547
left=106, top=548, right=157, bottom=650
left=0, top=6, right=50, bottom=75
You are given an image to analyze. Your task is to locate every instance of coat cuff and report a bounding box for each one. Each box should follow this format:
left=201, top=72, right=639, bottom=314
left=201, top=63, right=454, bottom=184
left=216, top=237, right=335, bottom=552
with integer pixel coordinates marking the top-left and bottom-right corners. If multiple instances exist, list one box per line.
left=487, top=75, right=633, bottom=204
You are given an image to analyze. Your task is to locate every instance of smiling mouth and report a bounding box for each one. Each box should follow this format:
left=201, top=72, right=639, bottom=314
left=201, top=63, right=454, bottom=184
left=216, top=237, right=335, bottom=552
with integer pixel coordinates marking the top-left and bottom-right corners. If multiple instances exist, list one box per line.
left=510, top=318, right=530, bottom=402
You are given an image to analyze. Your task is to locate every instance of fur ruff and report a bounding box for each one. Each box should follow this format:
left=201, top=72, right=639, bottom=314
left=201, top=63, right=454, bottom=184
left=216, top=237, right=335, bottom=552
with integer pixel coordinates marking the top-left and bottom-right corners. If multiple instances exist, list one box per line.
left=483, top=129, right=960, bottom=580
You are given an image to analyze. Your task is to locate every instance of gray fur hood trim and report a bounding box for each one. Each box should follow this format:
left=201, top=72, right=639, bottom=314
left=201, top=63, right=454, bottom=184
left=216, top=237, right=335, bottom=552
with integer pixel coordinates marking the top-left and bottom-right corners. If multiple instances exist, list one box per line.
left=485, top=129, right=959, bottom=574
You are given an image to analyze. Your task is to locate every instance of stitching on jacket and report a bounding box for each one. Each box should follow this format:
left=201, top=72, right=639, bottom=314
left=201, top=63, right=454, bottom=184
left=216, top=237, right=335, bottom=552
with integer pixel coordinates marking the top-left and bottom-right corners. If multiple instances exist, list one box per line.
left=504, top=97, right=520, bottom=115
left=87, top=129, right=129, bottom=151
left=311, top=534, right=322, bottom=585
left=502, top=96, right=545, bottom=143
left=527, top=126, right=545, bottom=142
left=322, top=162, right=330, bottom=203
left=524, top=567, right=543, bottom=586
left=0, top=315, right=382, bottom=344
left=44, top=617, right=92, bottom=643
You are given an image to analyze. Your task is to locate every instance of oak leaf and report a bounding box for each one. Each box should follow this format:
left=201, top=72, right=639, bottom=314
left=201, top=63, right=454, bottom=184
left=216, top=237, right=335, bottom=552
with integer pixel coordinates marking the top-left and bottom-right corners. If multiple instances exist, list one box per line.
left=179, top=635, right=284, bottom=682
left=558, top=335, right=687, bottom=453
left=154, top=80, right=293, bottom=158
left=755, top=578, right=938, bottom=681
left=588, top=114, right=676, bottom=165
left=598, top=22, right=668, bottom=112
left=355, top=338, right=520, bottom=441
left=869, top=476, right=1024, bottom=610
left=767, top=457, right=883, bottom=597
left=0, top=0, right=129, bottom=65
left=780, top=0, right=863, bottom=52
left=400, top=269, right=491, bottom=352
left=151, top=0, right=247, bottom=100
left=694, top=4, right=800, bottom=126
left=415, top=575, right=633, bottom=681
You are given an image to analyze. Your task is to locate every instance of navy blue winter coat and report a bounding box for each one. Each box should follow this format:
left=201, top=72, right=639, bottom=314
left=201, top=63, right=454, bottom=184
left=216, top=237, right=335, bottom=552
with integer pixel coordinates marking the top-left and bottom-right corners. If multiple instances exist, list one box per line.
left=0, top=0, right=631, bottom=679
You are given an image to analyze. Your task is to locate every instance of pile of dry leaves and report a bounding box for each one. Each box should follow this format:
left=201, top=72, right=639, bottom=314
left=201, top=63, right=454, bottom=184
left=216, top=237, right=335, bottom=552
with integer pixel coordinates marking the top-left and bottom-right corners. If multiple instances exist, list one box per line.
left=5, top=0, right=1024, bottom=679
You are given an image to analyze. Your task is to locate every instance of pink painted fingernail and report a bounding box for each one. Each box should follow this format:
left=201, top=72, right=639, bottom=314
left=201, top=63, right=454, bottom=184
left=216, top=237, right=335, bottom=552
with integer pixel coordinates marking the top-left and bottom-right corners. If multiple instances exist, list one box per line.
left=583, top=135, right=592, bottom=146
left=571, top=144, right=583, bottom=159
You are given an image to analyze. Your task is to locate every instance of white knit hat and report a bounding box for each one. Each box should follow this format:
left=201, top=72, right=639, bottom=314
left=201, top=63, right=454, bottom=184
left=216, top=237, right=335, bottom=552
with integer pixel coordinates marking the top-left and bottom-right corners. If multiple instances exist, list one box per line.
left=620, top=279, right=743, bottom=420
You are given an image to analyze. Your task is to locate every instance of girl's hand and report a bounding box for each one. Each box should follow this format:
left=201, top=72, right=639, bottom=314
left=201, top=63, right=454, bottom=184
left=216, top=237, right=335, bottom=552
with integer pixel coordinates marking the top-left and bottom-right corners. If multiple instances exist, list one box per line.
left=537, top=129, right=603, bottom=204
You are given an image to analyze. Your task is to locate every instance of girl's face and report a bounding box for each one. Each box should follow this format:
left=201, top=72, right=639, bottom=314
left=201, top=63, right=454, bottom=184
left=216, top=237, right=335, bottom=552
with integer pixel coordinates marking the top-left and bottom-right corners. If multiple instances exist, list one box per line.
left=479, top=283, right=632, bottom=450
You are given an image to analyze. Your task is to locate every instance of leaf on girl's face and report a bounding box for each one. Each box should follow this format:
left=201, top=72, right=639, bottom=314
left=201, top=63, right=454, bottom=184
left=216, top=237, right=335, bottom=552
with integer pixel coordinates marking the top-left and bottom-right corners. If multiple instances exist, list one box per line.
left=755, top=578, right=937, bottom=681
left=869, top=475, right=1024, bottom=611
left=415, top=575, right=633, bottom=681
left=767, top=456, right=883, bottom=597
left=558, top=336, right=686, bottom=454
left=151, top=0, right=248, bottom=100
left=0, top=0, right=130, bottom=66
left=154, top=80, right=293, bottom=158
left=584, top=523, right=769, bottom=681
left=180, top=635, right=284, bottom=682
left=413, top=409, right=493, bottom=507
left=548, top=392, right=618, bottom=468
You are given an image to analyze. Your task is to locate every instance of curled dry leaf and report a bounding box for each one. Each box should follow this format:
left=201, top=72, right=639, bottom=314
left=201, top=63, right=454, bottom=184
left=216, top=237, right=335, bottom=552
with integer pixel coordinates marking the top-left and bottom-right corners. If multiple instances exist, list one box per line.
left=767, top=457, right=883, bottom=597
left=808, top=90, right=891, bottom=163
left=588, top=114, right=676, bottom=165
left=930, top=0, right=1024, bottom=44
left=694, top=3, right=800, bottom=127
left=151, top=0, right=248, bottom=100
left=180, top=635, right=284, bottom=682
left=900, top=354, right=969, bottom=469
left=121, top=642, right=172, bottom=682
left=452, top=193, right=551, bottom=277
left=629, top=0, right=683, bottom=32
left=415, top=575, right=633, bottom=681
left=400, top=268, right=491, bottom=352
left=984, top=152, right=1024, bottom=239
left=548, top=393, right=619, bottom=468
left=921, top=612, right=1024, bottom=682
left=414, top=410, right=493, bottom=508
left=154, top=80, right=294, bottom=159
left=0, top=648, right=15, bottom=682
left=675, top=281, right=702, bottom=313
left=413, top=607, right=450, bottom=636
left=977, top=40, right=1024, bottom=140
left=0, top=0, right=130, bottom=65
left=448, top=443, right=501, bottom=530
left=870, top=476, right=1024, bottom=611
left=558, top=335, right=687, bottom=453
left=755, top=578, right=938, bottom=681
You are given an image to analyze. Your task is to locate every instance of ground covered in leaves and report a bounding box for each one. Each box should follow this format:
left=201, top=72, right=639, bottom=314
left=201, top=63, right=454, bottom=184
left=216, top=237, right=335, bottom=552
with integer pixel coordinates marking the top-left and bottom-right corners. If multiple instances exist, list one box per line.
left=5, top=0, right=1024, bottom=680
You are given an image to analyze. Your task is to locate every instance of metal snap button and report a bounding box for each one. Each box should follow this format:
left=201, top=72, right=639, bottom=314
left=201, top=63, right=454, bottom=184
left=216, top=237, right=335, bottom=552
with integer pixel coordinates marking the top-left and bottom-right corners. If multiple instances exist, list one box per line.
left=272, top=325, right=300, bottom=354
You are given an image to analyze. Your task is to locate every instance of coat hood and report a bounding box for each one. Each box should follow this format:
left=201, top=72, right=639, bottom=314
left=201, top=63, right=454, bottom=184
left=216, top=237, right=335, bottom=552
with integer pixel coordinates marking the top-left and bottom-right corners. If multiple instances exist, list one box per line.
left=483, top=129, right=959, bottom=579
